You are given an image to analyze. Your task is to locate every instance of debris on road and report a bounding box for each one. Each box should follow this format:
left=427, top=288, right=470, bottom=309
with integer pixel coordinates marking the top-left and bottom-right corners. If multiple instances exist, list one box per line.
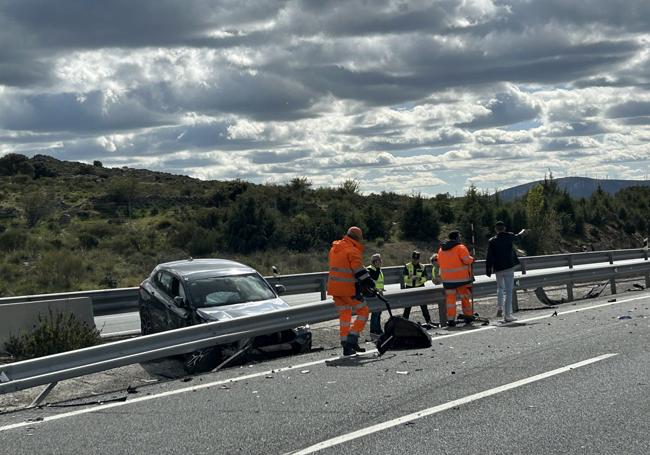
left=618, top=315, right=632, bottom=320
left=396, top=371, right=409, bottom=375
left=584, top=282, right=608, bottom=299
left=551, top=311, right=558, bottom=317
left=608, top=298, right=617, bottom=303
left=300, top=369, right=310, bottom=374
left=126, top=385, right=138, bottom=394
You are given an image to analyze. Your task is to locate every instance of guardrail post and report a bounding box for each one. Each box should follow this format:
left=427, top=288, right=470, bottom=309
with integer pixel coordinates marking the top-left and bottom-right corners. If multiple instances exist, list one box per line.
left=608, top=252, right=614, bottom=264
left=520, top=262, right=526, bottom=275
left=319, top=279, right=327, bottom=301
left=566, top=282, right=574, bottom=302
left=512, top=290, right=519, bottom=312
left=610, top=276, right=617, bottom=294
left=438, top=301, right=447, bottom=325
left=645, top=272, right=650, bottom=289
left=29, top=382, right=57, bottom=408
left=567, top=256, right=574, bottom=269
left=644, top=249, right=649, bottom=261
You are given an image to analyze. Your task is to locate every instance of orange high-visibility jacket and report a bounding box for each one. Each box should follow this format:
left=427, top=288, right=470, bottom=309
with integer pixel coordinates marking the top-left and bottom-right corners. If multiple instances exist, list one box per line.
left=437, top=240, right=475, bottom=289
left=327, top=235, right=369, bottom=297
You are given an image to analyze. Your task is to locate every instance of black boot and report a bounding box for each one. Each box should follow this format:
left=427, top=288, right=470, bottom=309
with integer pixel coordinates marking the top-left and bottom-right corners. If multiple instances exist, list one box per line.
left=461, top=314, right=475, bottom=325
left=341, top=341, right=356, bottom=356
left=346, top=333, right=366, bottom=352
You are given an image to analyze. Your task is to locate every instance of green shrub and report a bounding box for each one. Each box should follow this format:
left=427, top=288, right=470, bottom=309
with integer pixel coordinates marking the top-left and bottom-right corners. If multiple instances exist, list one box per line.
left=34, top=250, right=86, bottom=291
left=0, top=229, right=28, bottom=252
left=4, top=310, right=101, bottom=360
left=78, top=232, right=99, bottom=249
left=21, top=190, right=52, bottom=228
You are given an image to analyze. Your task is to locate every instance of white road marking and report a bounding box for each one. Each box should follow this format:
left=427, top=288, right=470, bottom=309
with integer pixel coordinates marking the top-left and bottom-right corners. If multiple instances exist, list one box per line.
left=0, top=355, right=372, bottom=433
left=0, top=293, right=645, bottom=433
left=288, top=353, right=618, bottom=454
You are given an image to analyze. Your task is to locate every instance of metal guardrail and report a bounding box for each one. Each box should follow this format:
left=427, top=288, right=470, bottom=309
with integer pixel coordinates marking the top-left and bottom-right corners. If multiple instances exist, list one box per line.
left=0, top=248, right=648, bottom=316
left=2, top=259, right=650, bottom=395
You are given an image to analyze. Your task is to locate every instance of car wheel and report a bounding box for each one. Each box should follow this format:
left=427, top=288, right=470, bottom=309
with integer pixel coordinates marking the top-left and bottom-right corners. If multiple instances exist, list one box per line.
left=291, top=336, right=312, bottom=354
left=140, top=309, right=153, bottom=335
left=183, top=347, right=222, bottom=374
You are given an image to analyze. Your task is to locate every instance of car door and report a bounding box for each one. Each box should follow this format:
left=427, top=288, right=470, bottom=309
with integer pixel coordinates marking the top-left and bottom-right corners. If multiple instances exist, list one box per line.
left=148, top=271, right=173, bottom=332
left=167, top=276, right=190, bottom=330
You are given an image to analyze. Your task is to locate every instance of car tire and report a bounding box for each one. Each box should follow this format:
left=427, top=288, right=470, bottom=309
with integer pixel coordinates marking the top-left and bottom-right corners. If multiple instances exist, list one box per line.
left=291, top=337, right=312, bottom=354
left=183, top=347, right=222, bottom=375
left=140, top=309, right=153, bottom=335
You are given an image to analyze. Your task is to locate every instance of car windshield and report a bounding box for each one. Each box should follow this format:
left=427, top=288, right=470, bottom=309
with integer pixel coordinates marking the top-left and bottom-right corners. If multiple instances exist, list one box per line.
left=187, top=273, right=276, bottom=308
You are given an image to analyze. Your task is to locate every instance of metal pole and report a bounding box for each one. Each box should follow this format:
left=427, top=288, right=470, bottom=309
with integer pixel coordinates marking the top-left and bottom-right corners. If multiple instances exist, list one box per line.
left=610, top=277, right=617, bottom=294
left=29, top=382, right=57, bottom=408
left=566, top=282, right=574, bottom=302
left=319, top=279, right=327, bottom=301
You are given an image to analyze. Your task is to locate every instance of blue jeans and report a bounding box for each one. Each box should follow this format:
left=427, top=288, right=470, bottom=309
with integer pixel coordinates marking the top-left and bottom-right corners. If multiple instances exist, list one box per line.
left=496, top=268, right=515, bottom=316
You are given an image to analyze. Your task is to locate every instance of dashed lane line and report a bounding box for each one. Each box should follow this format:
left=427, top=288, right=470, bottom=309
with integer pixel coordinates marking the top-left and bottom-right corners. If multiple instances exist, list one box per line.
left=287, top=353, right=618, bottom=454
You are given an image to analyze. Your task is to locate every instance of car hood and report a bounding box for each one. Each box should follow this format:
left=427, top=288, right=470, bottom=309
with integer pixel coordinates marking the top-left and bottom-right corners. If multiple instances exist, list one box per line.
left=195, top=297, right=289, bottom=321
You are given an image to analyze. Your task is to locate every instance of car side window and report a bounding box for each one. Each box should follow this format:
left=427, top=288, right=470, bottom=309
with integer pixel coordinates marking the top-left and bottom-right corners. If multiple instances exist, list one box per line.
left=157, top=272, right=174, bottom=297
left=170, top=278, right=187, bottom=305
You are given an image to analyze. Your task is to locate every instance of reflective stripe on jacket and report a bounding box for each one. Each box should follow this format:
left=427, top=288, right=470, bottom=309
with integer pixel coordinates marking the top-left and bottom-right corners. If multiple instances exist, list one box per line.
left=403, top=262, right=427, bottom=287
left=367, top=265, right=385, bottom=291
left=437, top=243, right=474, bottom=288
left=327, top=235, right=368, bottom=296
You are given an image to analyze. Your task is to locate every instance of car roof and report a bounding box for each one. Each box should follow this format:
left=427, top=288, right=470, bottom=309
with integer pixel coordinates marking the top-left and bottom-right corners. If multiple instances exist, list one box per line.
left=156, top=259, right=257, bottom=279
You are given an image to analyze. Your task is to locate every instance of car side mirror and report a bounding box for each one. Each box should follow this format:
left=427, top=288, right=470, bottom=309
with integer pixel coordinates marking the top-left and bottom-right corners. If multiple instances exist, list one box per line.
left=173, top=296, right=187, bottom=308
left=274, top=284, right=286, bottom=295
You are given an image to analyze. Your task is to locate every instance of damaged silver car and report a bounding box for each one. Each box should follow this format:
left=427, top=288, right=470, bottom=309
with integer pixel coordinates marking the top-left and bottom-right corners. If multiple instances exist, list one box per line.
left=138, top=258, right=312, bottom=372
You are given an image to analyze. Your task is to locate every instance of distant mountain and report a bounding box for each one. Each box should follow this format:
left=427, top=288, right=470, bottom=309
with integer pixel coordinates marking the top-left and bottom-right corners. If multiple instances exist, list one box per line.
left=497, top=177, right=650, bottom=201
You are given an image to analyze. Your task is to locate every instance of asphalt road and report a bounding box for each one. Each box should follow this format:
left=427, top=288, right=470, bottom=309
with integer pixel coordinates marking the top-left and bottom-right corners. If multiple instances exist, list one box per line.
left=2, top=290, right=648, bottom=454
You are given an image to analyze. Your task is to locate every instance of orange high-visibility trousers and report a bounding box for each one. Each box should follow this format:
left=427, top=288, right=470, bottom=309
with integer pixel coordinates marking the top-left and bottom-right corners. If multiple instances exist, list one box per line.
left=445, top=285, right=473, bottom=320
left=333, top=296, right=369, bottom=341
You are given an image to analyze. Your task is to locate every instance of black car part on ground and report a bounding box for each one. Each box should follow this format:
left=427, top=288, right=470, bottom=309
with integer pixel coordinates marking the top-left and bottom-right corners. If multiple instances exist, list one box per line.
left=374, top=293, right=432, bottom=355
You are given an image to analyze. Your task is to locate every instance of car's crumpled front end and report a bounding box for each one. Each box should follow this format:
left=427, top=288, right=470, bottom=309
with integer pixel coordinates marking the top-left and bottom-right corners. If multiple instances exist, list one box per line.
left=194, top=298, right=312, bottom=354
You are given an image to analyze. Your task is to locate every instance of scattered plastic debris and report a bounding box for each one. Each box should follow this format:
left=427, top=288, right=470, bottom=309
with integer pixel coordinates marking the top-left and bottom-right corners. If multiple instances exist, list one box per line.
left=608, top=298, right=617, bottom=303
left=551, top=311, right=558, bottom=317
left=396, top=371, right=409, bottom=375
left=300, top=370, right=310, bottom=374
left=126, top=385, right=138, bottom=394
left=618, top=315, right=632, bottom=320
left=219, top=385, right=229, bottom=390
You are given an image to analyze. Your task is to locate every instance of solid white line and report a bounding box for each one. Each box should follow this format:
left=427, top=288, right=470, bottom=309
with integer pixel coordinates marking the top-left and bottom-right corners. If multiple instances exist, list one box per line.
left=0, top=352, right=378, bottom=433
left=288, top=353, right=618, bottom=454
left=0, top=293, right=645, bottom=433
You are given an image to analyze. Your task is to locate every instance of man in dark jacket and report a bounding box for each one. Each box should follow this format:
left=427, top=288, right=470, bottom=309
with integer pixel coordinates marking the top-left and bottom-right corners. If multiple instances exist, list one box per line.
left=366, top=253, right=385, bottom=337
left=486, top=221, right=526, bottom=322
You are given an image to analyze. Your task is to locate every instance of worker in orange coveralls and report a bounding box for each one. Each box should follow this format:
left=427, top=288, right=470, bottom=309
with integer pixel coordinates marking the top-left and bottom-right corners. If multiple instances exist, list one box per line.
left=327, top=226, right=376, bottom=355
left=437, top=230, right=475, bottom=327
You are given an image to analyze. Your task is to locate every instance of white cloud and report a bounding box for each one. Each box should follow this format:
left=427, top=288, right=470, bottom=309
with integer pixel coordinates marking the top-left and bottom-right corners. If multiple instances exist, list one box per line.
left=1, top=0, right=649, bottom=194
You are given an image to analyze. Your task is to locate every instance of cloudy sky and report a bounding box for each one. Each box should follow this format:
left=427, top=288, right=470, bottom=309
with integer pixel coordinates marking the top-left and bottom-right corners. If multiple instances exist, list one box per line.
left=1, top=0, right=649, bottom=195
